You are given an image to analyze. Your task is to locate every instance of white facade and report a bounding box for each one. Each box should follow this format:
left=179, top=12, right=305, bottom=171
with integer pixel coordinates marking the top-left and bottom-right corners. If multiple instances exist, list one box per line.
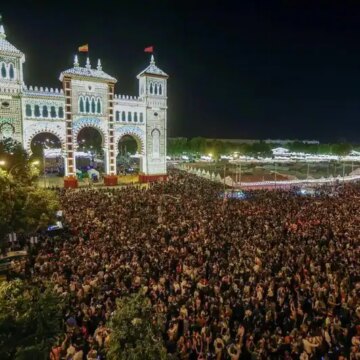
left=0, top=21, right=168, bottom=177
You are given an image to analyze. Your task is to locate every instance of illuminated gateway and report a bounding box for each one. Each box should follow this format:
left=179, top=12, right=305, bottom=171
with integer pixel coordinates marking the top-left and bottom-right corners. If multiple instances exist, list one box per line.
left=0, top=20, right=168, bottom=183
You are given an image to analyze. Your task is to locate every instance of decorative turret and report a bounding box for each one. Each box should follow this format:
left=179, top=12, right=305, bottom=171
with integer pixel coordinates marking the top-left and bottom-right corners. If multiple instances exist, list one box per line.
left=0, top=14, right=5, bottom=39
left=97, top=59, right=102, bottom=71
left=137, top=54, right=168, bottom=98
left=73, top=55, right=79, bottom=67
left=85, top=57, right=91, bottom=69
left=0, top=15, right=25, bottom=85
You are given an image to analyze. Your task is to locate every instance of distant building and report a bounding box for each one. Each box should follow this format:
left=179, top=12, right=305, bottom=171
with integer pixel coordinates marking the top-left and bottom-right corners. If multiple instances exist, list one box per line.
left=180, top=138, right=320, bottom=145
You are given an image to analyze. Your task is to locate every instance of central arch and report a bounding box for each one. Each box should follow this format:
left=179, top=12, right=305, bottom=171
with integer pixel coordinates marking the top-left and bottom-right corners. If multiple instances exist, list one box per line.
left=76, top=127, right=105, bottom=177
left=116, top=133, right=144, bottom=174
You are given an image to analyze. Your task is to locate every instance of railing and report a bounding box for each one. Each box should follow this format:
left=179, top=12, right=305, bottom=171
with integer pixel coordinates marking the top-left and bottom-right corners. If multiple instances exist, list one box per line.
left=179, top=165, right=360, bottom=190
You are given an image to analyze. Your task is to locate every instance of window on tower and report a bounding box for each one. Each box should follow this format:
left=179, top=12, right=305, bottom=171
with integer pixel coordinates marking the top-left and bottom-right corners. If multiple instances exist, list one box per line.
left=116, top=111, right=120, bottom=121
left=42, top=105, right=49, bottom=118
left=140, top=113, right=144, bottom=123
left=128, top=112, right=132, bottom=122
left=34, top=105, right=40, bottom=117
left=154, top=84, right=158, bottom=95
left=79, top=97, right=84, bottom=113
left=149, top=83, right=153, bottom=94
left=122, top=111, right=126, bottom=122
left=50, top=106, right=57, bottom=118
left=1, top=63, right=6, bottom=78
left=96, top=98, right=101, bottom=114
left=58, top=107, right=64, bottom=118
left=85, top=97, right=90, bottom=113
left=9, top=64, right=15, bottom=80
left=152, top=129, right=160, bottom=158
left=159, top=84, right=162, bottom=95
left=25, top=104, right=32, bottom=117
left=91, top=97, right=96, bottom=113
left=134, top=112, right=138, bottom=122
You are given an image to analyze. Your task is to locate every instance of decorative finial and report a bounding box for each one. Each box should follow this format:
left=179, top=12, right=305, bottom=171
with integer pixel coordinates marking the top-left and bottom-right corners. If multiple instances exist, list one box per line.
left=97, top=59, right=102, bottom=71
left=85, top=57, right=91, bottom=69
left=74, top=55, right=79, bottom=67
left=0, top=14, right=5, bottom=39
left=150, top=54, right=155, bottom=65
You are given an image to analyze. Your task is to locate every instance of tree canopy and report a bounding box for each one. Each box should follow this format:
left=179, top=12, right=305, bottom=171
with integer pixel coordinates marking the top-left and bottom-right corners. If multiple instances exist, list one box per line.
left=0, top=280, right=64, bottom=360
left=0, top=139, right=59, bottom=247
left=107, top=292, right=167, bottom=360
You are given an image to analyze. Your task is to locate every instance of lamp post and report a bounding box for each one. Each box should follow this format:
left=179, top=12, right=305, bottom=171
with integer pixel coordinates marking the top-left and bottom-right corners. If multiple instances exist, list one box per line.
left=223, top=164, right=226, bottom=192
left=274, top=162, right=277, bottom=189
left=307, top=162, right=310, bottom=180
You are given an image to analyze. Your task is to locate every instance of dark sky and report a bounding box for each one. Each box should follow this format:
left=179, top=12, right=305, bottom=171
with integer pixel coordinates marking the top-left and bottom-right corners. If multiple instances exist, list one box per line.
left=2, top=0, right=360, bottom=142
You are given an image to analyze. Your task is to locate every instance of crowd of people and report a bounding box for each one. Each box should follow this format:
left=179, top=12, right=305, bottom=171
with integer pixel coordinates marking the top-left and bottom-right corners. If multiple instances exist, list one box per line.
left=20, top=171, right=360, bottom=359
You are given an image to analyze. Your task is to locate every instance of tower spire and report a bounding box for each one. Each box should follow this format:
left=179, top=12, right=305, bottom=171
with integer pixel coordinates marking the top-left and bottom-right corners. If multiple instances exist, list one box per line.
left=150, top=54, right=155, bottom=65
left=73, top=54, right=79, bottom=67
left=85, top=57, right=91, bottom=69
left=0, top=14, right=6, bottom=39
left=97, top=58, right=102, bottom=71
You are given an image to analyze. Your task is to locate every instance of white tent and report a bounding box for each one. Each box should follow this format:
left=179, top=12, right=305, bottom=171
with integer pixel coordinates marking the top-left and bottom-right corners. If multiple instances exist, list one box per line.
left=88, top=168, right=100, bottom=178
left=44, top=148, right=62, bottom=159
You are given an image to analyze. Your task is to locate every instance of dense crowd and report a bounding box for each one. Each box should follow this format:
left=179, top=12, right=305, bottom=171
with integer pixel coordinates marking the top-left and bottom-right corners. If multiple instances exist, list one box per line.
left=23, top=172, right=360, bottom=359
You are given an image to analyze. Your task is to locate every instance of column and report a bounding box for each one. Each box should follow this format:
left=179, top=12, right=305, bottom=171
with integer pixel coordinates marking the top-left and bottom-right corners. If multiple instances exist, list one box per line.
left=63, top=76, right=77, bottom=187
left=103, top=83, right=117, bottom=186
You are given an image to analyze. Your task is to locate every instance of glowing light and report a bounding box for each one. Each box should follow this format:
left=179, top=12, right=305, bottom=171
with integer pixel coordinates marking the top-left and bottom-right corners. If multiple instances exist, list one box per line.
left=0, top=160, right=5, bottom=166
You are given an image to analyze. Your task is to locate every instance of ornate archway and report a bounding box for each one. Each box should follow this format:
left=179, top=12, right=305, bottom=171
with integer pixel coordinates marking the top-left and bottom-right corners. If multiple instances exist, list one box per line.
left=114, top=125, right=145, bottom=155
left=72, top=117, right=107, bottom=147
left=26, top=126, right=65, bottom=154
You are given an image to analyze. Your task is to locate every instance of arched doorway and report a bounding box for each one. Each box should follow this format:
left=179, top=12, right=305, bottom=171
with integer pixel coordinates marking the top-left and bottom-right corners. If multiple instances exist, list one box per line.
left=76, top=127, right=104, bottom=180
left=30, top=132, right=64, bottom=177
left=117, top=135, right=142, bottom=174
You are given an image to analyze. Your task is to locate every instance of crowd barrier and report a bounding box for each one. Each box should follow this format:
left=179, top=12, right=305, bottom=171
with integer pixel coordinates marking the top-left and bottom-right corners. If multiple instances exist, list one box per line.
left=179, top=166, right=360, bottom=189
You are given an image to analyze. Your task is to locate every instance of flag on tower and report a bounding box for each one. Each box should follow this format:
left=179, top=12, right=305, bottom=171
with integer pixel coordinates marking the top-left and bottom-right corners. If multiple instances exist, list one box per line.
left=78, top=44, right=89, bottom=52
left=144, top=46, right=154, bottom=53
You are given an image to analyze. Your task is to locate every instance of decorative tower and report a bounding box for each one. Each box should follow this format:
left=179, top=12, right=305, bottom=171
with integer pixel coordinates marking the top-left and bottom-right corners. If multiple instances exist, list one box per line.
left=0, top=16, right=25, bottom=142
left=59, top=56, right=117, bottom=180
left=137, top=55, right=168, bottom=179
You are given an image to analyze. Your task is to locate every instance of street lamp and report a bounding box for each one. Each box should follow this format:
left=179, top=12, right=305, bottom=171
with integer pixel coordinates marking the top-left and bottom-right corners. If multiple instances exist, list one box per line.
left=0, top=160, right=5, bottom=166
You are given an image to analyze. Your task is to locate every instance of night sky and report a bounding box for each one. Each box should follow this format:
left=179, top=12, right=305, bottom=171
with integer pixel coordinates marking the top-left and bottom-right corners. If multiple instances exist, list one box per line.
left=2, top=1, right=360, bottom=142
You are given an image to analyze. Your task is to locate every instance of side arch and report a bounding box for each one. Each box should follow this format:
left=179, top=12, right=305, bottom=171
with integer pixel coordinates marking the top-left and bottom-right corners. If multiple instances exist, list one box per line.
left=114, top=126, right=145, bottom=155
left=24, top=125, right=66, bottom=154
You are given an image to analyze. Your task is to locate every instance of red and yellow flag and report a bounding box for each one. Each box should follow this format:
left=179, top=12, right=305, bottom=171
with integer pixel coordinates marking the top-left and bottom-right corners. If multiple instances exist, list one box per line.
left=78, top=44, right=89, bottom=52
left=144, top=46, right=154, bottom=53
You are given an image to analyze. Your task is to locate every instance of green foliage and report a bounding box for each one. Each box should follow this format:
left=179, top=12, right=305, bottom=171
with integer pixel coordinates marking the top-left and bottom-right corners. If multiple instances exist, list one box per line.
left=168, top=137, right=356, bottom=158
left=107, top=293, right=167, bottom=360
left=0, top=138, right=31, bottom=184
left=167, top=138, right=188, bottom=155
left=0, top=280, right=64, bottom=360
left=0, top=140, right=58, bottom=244
left=0, top=171, right=59, bottom=244
left=331, top=143, right=353, bottom=156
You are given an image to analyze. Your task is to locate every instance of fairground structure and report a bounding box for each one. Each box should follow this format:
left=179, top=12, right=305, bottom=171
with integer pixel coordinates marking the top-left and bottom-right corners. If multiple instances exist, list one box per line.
left=0, top=19, right=168, bottom=186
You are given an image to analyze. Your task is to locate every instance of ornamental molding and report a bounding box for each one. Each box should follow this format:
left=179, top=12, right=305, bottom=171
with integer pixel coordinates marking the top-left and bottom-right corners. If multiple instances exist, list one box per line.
left=71, top=117, right=108, bottom=145
left=23, top=121, right=66, bottom=152
left=114, top=125, right=145, bottom=154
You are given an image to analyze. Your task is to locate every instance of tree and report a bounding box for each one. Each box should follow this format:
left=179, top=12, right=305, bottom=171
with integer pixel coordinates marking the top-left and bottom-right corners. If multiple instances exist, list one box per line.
left=0, top=171, right=59, bottom=247
left=331, top=143, right=352, bottom=156
left=0, top=173, right=58, bottom=241
left=107, top=293, right=167, bottom=360
left=248, top=141, right=272, bottom=157
left=188, top=137, right=207, bottom=154
left=0, top=280, right=64, bottom=360
left=0, top=139, right=31, bottom=184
